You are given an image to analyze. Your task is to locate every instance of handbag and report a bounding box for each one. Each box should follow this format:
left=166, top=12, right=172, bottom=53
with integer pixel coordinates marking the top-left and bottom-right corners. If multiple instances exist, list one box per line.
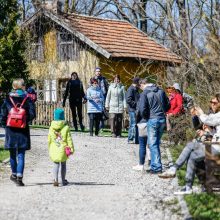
left=65, top=146, right=72, bottom=157
left=137, top=122, right=147, bottom=137
left=102, top=109, right=109, bottom=121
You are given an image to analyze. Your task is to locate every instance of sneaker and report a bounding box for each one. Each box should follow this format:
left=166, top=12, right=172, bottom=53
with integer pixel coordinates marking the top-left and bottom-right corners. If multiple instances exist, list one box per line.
left=146, top=169, right=162, bottom=174
left=158, top=166, right=177, bottom=178
left=174, top=186, right=193, bottom=195
left=132, top=164, right=144, bottom=171
left=112, top=134, right=117, bottom=138
left=53, top=180, right=59, bottom=187
left=16, top=177, right=25, bottom=187
left=128, top=140, right=134, bottom=144
left=10, top=174, right=17, bottom=184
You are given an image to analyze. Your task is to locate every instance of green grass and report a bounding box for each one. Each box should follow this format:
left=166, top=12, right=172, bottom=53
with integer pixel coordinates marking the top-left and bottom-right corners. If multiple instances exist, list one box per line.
left=185, top=194, right=220, bottom=220
left=0, top=141, right=9, bottom=163
left=167, top=141, right=220, bottom=219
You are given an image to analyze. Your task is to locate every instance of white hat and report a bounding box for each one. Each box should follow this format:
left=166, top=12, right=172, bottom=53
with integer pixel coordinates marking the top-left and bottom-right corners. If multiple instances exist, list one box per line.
left=173, top=83, right=181, bottom=92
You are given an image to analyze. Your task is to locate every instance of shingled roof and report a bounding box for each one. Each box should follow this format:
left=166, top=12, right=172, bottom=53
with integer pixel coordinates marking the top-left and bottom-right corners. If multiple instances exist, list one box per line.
left=23, top=9, right=181, bottom=64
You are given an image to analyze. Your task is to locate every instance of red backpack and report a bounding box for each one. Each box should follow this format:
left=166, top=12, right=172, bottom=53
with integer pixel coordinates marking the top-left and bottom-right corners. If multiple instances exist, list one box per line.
left=6, top=96, right=28, bottom=128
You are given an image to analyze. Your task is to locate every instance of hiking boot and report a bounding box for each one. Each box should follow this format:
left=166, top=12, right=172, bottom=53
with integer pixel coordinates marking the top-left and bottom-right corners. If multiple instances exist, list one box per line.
left=174, top=186, right=192, bottom=195
left=10, top=174, right=17, bottom=183
left=158, top=166, right=177, bottom=178
left=53, top=180, right=59, bottom=187
left=16, top=177, right=25, bottom=187
left=132, top=164, right=144, bottom=171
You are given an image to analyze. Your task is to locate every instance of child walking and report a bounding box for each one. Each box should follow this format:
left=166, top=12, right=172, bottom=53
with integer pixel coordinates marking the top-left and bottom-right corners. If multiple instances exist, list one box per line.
left=48, top=108, right=74, bottom=186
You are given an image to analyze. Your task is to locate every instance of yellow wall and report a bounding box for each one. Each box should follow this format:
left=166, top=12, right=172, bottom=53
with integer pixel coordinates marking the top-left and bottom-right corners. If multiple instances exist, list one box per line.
left=99, top=57, right=166, bottom=87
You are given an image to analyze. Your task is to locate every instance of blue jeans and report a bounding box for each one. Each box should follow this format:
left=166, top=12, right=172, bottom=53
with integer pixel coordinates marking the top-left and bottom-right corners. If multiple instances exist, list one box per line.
left=9, top=148, right=26, bottom=177
left=139, top=136, right=147, bottom=165
left=147, top=118, right=166, bottom=171
left=128, top=112, right=138, bottom=143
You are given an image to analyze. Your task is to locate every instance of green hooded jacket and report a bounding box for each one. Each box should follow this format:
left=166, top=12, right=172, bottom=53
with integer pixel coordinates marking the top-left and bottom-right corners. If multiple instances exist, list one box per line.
left=48, top=121, right=74, bottom=162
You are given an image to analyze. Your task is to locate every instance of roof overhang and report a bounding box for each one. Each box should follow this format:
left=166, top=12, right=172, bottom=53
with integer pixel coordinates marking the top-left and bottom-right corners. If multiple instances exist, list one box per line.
left=22, top=9, right=111, bottom=59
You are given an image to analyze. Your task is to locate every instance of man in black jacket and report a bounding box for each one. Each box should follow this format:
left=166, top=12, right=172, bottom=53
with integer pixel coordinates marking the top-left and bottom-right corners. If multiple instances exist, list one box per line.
left=126, top=77, right=140, bottom=144
left=63, top=72, right=86, bottom=131
left=139, top=78, right=170, bottom=174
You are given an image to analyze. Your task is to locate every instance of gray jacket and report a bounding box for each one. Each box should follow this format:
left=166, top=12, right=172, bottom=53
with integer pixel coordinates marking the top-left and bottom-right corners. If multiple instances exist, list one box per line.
left=105, top=83, right=127, bottom=113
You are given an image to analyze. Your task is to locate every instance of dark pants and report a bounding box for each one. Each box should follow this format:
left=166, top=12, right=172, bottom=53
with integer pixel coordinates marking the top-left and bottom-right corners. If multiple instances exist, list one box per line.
left=139, top=136, right=147, bottom=165
left=88, top=113, right=102, bottom=136
left=70, top=102, right=83, bottom=130
left=9, top=148, right=26, bottom=177
left=110, top=113, right=123, bottom=136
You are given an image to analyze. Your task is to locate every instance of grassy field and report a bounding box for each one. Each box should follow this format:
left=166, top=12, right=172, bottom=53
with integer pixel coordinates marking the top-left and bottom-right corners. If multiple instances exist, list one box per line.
left=169, top=142, right=220, bottom=220
left=0, top=140, right=9, bottom=163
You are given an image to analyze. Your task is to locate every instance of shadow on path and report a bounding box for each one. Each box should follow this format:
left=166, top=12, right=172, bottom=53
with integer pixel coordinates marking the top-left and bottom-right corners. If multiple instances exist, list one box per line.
left=25, top=182, right=115, bottom=187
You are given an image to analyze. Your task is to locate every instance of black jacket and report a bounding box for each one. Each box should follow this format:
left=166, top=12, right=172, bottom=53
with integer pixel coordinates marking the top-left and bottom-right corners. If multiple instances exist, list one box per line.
left=126, top=85, right=140, bottom=112
left=1, top=95, right=36, bottom=150
left=139, top=85, right=170, bottom=120
left=63, top=79, right=86, bottom=106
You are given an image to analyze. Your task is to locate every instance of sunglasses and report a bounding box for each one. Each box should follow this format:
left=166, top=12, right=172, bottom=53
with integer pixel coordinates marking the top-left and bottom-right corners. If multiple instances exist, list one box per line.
left=210, top=101, right=219, bottom=105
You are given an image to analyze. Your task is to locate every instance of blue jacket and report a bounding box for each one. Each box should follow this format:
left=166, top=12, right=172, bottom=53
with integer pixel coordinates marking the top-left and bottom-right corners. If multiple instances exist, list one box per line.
left=86, top=86, right=104, bottom=113
left=1, top=90, right=36, bottom=150
left=139, top=84, right=170, bottom=120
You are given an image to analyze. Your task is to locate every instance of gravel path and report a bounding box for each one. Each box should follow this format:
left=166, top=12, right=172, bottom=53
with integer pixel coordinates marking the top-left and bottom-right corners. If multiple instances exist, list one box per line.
left=0, top=128, right=183, bottom=220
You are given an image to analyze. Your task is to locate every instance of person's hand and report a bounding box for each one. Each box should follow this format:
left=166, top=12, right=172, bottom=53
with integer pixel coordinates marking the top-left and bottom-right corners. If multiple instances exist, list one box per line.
left=194, top=106, right=204, bottom=116
left=95, top=99, right=99, bottom=103
left=82, top=99, right=87, bottom=104
left=196, top=129, right=204, bottom=137
left=105, top=107, right=109, bottom=111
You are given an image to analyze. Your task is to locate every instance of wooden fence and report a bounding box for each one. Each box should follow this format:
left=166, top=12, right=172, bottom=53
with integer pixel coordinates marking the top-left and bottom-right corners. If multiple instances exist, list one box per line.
left=33, top=101, right=129, bottom=129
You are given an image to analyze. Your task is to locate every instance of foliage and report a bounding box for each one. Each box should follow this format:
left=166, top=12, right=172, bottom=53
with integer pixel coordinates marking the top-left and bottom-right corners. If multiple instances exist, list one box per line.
left=185, top=194, right=220, bottom=220
left=169, top=141, right=220, bottom=219
left=0, top=141, right=9, bottom=163
left=0, top=0, right=29, bottom=93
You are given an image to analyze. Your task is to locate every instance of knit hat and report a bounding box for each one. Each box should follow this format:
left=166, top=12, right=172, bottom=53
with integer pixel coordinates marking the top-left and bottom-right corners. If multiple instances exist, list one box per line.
left=95, top=67, right=101, bottom=71
left=173, top=83, right=181, bottom=92
left=132, top=77, right=140, bottom=84
left=54, top=108, right=65, bottom=121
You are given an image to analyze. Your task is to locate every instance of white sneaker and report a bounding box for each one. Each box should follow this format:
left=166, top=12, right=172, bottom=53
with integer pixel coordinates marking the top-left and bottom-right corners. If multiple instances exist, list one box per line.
left=174, top=186, right=193, bottom=195
left=132, top=164, right=144, bottom=171
left=158, top=166, right=177, bottom=178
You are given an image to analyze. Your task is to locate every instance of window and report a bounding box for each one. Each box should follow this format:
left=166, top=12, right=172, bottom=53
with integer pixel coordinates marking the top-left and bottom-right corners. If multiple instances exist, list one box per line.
left=31, top=38, right=44, bottom=62
left=58, top=32, right=79, bottom=61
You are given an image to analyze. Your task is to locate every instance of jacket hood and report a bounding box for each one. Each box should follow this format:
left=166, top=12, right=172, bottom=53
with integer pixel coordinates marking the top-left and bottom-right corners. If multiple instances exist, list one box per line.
left=145, top=84, right=159, bottom=93
left=89, top=85, right=101, bottom=91
left=50, top=120, right=67, bottom=131
left=110, top=83, right=123, bottom=88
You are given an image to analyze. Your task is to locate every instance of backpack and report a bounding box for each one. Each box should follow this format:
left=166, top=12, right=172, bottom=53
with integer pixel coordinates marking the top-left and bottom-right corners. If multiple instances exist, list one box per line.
left=6, top=96, right=28, bottom=128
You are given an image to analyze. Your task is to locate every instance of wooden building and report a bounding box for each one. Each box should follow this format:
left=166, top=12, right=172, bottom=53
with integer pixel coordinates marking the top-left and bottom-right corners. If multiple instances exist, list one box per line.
left=23, top=1, right=181, bottom=102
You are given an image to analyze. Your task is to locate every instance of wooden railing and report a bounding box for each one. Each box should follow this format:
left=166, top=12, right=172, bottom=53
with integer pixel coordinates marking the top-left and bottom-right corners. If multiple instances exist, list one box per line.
left=33, top=101, right=129, bottom=129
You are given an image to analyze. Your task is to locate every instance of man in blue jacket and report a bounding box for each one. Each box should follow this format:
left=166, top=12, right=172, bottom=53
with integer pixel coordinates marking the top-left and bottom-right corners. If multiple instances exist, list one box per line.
left=139, top=79, right=170, bottom=174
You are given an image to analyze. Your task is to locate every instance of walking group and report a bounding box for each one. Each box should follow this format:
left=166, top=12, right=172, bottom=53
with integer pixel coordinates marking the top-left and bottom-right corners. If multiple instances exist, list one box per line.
left=0, top=69, right=220, bottom=194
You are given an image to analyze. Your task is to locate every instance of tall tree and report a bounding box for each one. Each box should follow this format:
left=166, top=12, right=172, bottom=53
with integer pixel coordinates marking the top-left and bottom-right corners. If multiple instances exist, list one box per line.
left=0, top=0, right=29, bottom=92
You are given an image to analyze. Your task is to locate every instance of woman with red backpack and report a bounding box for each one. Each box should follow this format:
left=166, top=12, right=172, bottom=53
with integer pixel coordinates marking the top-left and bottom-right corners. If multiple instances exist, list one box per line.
left=1, top=79, right=36, bottom=186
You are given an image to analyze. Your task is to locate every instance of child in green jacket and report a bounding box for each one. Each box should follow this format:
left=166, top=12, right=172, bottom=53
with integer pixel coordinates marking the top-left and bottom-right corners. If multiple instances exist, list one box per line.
left=48, top=108, right=74, bottom=186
